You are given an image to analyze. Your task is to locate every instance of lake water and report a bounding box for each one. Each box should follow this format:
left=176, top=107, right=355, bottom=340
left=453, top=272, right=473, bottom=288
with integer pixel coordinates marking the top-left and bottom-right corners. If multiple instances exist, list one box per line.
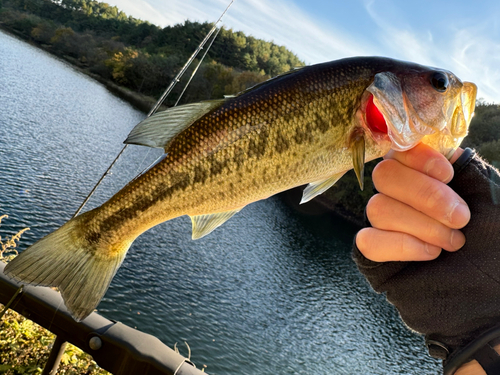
left=0, top=29, right=441, bottom=374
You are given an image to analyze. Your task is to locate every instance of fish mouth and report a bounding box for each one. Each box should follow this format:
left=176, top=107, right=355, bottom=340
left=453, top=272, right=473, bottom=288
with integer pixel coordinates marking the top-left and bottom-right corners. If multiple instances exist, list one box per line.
left=449, top=81, right=477, bottom=140
left=366, top=72, right=477, bottom=155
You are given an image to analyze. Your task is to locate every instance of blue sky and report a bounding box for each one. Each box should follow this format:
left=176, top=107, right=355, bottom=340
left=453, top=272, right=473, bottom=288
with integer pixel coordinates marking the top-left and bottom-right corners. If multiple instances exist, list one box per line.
left=104, top=0, right=500, bottom=102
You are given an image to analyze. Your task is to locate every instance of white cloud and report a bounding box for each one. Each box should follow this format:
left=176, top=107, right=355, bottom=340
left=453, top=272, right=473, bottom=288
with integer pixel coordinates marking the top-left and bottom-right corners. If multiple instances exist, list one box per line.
left=363, top=0, right=500, bottom=102
left=107, top=0, right=500, bottom=102
left=364, top=0, right=437, bottom=66
left=107, top=0, right=170, bottom=26
left=448, top=26, right=500, bottom=103
left=222, top=0, right=375, bottom=64
left=107, top=0, right=374, bottom=64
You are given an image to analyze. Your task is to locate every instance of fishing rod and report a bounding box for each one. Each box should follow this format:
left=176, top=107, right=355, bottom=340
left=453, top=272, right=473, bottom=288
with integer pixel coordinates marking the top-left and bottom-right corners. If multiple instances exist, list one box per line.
left=174, top=26, right=222, bottom=107
left=72, top=0, right=235, bottom=219
left=130, top=26, right=223, bottom=181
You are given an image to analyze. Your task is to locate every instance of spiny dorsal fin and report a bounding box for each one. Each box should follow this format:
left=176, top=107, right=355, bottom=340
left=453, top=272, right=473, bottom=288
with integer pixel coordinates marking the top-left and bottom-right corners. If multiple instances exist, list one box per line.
left=124, top=100, right=225, bottom=149
left=234, top=66, right=306, bottom=97
left=124, top=67, right=307, bottom=149
left=300, top=171, right=347, bottom=204
left=190, top=208, right=244, bottom=240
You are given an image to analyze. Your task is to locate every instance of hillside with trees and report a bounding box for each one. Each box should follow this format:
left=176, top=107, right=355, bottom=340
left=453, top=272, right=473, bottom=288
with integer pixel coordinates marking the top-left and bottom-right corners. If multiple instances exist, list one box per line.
left=1, top=0, right=499, bottom=225
left=462, top=102, right=500, bottom=166
left=0, top=0, right=304, bottom=105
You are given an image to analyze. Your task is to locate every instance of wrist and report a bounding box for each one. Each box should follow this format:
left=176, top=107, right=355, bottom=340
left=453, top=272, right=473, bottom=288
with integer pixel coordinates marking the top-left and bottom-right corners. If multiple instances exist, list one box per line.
left=455, top=344, right=500, bottom=375
left=436, top=325, right=500, bottom=375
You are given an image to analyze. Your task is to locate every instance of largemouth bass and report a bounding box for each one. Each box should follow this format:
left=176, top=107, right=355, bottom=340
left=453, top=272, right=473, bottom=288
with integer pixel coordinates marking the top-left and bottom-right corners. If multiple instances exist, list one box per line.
left=4, top=57, right=477, bottom=321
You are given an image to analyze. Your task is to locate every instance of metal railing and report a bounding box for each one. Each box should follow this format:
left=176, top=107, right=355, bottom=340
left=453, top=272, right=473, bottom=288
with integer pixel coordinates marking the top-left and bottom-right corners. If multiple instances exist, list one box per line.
left=0, top=262, right=205, bottom=375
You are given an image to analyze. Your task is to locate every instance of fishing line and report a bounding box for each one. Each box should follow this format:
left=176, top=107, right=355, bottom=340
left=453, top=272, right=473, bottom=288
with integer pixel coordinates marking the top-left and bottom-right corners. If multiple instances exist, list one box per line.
left=130, top=25, right=224, bottom=180
left=174, top=26, right=222, bottom=107
left=72, top=0, right=236, bottom=219
left=147, top=0, right=234, bottom=116
left=131, top=147, right=155, bottom=180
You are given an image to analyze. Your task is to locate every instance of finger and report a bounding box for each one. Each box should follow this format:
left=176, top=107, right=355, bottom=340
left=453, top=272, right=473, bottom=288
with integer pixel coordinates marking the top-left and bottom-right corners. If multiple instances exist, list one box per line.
left=366, top=194, right=466, bottom=252
left=384, top=143, right=454, bottom=183
left=356, top=227, right=442, bottom=262
left=372, top=159, right=470, bottom=229
left=449, top=147, right=464, bottom=164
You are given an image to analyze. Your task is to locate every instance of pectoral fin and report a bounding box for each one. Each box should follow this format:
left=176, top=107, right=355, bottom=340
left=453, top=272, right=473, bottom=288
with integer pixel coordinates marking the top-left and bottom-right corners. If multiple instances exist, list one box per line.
left=350, top=131, right=366, bottom=191
left=300, top=172, right=346, bottom=204
left=190, top=208, right=243, bottom=240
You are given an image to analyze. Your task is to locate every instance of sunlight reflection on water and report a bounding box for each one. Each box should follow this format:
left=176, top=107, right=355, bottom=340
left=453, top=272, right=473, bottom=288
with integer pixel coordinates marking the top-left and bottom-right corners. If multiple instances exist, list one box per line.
left=0, top=29, right=440, bottom=374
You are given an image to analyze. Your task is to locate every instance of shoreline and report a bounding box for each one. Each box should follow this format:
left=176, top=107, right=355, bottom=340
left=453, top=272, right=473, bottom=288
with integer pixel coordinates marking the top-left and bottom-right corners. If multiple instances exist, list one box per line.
left=0, top=24, right=160, bottom=114
left=0, top=24, right=364, bottom=227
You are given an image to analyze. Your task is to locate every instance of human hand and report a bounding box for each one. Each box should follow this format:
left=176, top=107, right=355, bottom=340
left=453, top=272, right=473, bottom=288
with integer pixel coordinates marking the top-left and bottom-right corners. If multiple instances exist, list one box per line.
left=353, top=145, right=500, bottom=374
left=356, top=143, right=470, bottom=261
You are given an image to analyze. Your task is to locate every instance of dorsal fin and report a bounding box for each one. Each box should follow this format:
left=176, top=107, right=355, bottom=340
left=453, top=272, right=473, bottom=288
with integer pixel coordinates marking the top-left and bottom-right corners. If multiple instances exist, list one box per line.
left=234, top=66, right=306, bottom=97
left=124, top=100, right=225, bottom=149
left=124, top=67, right=306, bottom=149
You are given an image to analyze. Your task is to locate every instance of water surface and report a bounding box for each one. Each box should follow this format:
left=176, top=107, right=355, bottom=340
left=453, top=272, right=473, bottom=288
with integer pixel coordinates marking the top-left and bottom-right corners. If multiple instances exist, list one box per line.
left=0, top=30, right=440, bottom=374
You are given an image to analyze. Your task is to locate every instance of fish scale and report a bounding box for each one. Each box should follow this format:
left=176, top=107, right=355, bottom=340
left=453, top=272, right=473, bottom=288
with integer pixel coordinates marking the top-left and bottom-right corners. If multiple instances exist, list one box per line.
left=4, top=56, right=477, bottom=320
left=90, top=62, right=371, bottom=237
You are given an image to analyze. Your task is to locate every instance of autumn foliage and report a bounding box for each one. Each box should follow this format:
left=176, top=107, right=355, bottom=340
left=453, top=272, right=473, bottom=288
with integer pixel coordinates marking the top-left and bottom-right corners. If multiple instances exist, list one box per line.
left=0, top=0, right=304, bottom=105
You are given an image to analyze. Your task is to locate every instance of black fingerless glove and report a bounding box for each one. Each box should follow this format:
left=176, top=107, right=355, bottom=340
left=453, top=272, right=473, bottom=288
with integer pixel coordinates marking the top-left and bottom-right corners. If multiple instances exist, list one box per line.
left=353, top=148, right=500, bottom=374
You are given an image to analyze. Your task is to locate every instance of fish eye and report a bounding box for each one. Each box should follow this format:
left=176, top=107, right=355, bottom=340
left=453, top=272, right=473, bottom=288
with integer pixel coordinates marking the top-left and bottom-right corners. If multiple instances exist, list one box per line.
left=430, top=72, right=449, bottom=92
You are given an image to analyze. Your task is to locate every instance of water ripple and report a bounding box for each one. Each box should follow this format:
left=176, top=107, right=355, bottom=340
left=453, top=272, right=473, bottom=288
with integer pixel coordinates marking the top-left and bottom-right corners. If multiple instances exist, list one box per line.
left=0, top=30, right=440, bottom=374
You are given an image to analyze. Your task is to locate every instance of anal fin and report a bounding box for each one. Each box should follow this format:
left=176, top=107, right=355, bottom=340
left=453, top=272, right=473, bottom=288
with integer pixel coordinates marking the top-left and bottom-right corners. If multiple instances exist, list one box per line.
left=190, top=208, right=243, bottom=240
left=300, top=172, right=346, bottom=204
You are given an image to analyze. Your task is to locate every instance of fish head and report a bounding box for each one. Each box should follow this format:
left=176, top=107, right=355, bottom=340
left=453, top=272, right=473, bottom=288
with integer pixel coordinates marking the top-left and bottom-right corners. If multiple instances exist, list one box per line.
left=365, top=64, right=477, bottom=158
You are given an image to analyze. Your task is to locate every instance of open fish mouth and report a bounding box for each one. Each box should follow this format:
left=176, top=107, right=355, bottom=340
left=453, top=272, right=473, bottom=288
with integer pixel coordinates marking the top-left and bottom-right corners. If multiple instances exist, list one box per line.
left=366, top=70, right=477, bottom=156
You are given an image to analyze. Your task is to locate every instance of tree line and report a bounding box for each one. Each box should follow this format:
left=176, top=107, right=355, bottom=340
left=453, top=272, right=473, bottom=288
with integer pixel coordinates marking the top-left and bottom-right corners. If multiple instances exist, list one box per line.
left=462, top=101, right=500, bottom=166
left=1, top=0, right=499, bottom=224
left=0, top=0, right=304, bottom=104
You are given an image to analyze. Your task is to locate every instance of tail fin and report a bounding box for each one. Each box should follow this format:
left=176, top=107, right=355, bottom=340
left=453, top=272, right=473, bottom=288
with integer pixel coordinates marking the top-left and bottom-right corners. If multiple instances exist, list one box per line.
left=4, top=211, right=131, bottom=321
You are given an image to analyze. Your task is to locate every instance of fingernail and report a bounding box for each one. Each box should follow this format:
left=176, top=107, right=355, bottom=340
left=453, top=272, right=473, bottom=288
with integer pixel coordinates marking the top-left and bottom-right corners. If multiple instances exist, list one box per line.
left=447, top=201, right=470, bottom=227
left=384, top=150, right=395, bottom=160
left=450, top=229, right=466, bottom=250
left=425, top=158, right=453, bottom=183
left=425, top=243, right=441, bottom=257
